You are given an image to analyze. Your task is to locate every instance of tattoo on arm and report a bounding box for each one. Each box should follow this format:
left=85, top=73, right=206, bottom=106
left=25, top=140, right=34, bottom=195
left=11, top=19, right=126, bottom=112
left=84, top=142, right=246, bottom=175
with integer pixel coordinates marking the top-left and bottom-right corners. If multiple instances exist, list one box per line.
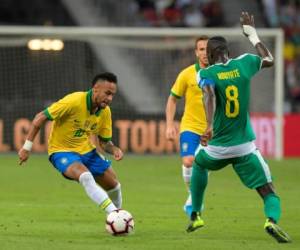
left=98, top=139, right=116, bottom=154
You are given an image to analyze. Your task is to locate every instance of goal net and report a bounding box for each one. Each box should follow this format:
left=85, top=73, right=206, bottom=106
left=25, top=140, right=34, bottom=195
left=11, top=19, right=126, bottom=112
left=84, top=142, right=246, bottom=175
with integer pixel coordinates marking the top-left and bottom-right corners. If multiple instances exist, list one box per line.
left=0, top=26, right=284, bottom=158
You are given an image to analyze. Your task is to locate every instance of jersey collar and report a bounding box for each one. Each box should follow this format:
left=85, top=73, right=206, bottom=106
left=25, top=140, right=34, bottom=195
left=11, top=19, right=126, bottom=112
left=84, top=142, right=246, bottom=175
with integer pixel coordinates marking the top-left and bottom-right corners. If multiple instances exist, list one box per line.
left=86, top=89, right=101, bottom=116
left=195, top=62, right=201, bottom=72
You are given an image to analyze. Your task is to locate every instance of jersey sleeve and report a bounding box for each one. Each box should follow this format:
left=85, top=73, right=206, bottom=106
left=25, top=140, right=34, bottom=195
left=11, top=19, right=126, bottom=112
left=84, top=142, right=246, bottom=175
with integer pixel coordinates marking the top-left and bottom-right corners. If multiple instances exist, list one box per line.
left=197, top=69, right=215, bottom=89
left=98, top=108, right=112, bottom=142
left=240, top=53, right=262, bottom=77
left=43, top=94, right=75, bottom=121
left=170, top=70, right=188, bottom=98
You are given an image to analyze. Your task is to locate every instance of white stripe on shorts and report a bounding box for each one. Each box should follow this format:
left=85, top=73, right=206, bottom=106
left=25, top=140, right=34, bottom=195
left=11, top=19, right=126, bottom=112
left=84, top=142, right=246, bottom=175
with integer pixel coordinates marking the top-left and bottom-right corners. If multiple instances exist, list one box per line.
left=253, top=150, right=272, bottom=183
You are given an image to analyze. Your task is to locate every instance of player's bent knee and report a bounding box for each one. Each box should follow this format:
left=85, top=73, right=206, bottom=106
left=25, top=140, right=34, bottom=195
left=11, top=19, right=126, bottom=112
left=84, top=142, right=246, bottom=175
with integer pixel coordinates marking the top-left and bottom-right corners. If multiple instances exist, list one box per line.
left=182, top=156, right=195, bottom=168
left=106, top=179, right=119, bottom=190
left=79, top=171, right=94, bottom=185
left=256, top=183, right=276, bottom=198
left=64, top=163, right=89, bottom=181
left=95, top=171, right=119, bottom=190
left=107, top=182, right=121, bottom=193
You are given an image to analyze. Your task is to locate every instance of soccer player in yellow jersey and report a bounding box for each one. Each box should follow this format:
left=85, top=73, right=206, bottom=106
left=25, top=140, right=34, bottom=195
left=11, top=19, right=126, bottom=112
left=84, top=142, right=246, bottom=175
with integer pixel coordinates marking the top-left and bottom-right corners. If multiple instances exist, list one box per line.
left=165, top=36, right=208, bottom=216
left=18, top=72, right=123, bottom=215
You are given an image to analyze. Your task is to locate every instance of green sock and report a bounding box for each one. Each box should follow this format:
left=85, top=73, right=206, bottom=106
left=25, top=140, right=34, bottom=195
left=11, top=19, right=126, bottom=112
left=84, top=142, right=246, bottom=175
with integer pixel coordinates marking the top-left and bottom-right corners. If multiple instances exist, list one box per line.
left=263, top=193, right=281, bottom=223
left=190, top=162, right=208, bottom=213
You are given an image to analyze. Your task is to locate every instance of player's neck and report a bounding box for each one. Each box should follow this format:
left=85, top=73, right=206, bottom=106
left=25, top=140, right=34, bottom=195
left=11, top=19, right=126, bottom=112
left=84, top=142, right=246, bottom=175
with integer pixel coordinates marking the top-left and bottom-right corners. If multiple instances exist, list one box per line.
left=91, top=99, right=100, bottom=114
left=90, top=93, right=102, bottom=114
left=198, top=61, right=207, bottom=68
left=91, top=105, right=101, bottom=114
left=216, top=54, right=229, bottom=64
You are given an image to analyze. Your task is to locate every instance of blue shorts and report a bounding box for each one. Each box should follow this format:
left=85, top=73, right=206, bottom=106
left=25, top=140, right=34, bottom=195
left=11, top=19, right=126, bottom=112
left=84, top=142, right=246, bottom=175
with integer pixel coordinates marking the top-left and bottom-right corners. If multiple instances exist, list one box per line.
left=49, top=149, right=111, bottom=177
left=180, top=131, right=201, bottom=157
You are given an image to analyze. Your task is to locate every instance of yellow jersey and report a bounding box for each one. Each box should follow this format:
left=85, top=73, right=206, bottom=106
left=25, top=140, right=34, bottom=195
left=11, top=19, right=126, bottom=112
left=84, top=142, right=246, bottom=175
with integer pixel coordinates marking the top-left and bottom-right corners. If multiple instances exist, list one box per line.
left=44, top=90, right=112, bottom=155
left=170, top=63, right=207, bottom=135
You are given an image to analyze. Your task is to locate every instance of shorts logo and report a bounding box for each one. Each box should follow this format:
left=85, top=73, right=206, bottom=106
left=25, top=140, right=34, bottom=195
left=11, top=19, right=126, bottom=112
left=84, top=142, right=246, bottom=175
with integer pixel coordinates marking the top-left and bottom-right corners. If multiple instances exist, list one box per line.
left=60, top=157, right=68, bottom=165
left=182, top=143, right=188, bottom=152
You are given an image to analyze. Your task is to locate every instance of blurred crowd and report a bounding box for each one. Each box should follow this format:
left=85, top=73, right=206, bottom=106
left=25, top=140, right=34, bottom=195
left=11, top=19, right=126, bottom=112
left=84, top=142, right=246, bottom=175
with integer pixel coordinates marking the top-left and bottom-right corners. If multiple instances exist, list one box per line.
left=132, top=0, right=225, bottom=27
left=133, top=0, right=300, bottom=111
left=259, top=0, right=300, bottom=111
left=1, top=0, right=300, bottom=111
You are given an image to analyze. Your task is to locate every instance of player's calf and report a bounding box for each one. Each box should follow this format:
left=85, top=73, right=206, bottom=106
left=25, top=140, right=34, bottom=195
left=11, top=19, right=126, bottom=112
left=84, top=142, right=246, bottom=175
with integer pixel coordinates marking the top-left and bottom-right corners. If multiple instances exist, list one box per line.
left=107, top=182, right=122, bottom=208
left=79, top=171, right=116, bottom=213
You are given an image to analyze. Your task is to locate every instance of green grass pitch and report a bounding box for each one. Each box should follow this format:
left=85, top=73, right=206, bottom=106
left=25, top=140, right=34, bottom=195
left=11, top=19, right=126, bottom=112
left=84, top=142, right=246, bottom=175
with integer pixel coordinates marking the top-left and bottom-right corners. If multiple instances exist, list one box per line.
left=0, top=154, right=299, bottom=250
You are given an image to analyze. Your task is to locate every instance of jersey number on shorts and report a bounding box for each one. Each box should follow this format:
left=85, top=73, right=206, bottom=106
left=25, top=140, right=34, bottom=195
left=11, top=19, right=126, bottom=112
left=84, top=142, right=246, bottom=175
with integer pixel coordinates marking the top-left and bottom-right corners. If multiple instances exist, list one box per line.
left=225, top=85, right=239, bottom=118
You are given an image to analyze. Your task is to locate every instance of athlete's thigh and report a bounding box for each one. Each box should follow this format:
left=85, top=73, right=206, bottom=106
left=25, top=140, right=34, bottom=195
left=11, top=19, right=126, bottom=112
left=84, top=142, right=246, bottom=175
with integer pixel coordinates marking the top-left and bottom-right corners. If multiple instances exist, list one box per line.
left=232, top=149, right=272, bottom=189
left=81, top=149, right=112, bottom=177
left=194, top=148, right=230, bottom=171
left=94, top=167, right=118, bottom=190
left=179, top=131, right=201, bottom=157
left=49, top=152, right=88, bottom=180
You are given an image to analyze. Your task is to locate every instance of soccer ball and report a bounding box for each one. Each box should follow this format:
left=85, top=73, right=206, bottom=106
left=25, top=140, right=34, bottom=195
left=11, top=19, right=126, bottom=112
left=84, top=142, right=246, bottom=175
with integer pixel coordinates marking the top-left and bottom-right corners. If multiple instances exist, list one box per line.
left=105, top=209, right=134, bottom=236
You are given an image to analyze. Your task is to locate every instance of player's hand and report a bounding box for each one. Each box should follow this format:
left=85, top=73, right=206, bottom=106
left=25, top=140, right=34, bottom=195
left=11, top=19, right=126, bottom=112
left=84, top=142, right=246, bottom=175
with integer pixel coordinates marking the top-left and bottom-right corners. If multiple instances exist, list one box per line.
left=240, top=11, right=255, bottom=28
left=18, top=148, right=30, bottom=165
left=166, top=124, right=178, bottom=141
left=112, top=147, right=123, bottom=161
left=240, top=12, right=260, bottom=46
left=240, top=12, right=255, bottom=36
left=200, top=127, right=213, bottom=146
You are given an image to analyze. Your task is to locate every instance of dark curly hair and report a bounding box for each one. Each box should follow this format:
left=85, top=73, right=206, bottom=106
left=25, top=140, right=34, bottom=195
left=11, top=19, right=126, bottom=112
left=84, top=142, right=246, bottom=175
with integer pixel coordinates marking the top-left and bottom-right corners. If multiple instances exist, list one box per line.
left=91, top=72, right=118, bottom=86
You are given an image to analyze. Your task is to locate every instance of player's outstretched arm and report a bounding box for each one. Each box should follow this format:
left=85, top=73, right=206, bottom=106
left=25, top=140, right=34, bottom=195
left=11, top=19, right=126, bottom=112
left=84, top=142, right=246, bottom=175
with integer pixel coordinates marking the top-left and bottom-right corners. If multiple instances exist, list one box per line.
left=240, top=11, right=274, bottom=68
left=18, top=111, right=48, bottom=165
left=165, top=95, right=178, bottom=141
left=201, top=85, right=215, bottom=146
left=98, top=138, right=124, bottom=161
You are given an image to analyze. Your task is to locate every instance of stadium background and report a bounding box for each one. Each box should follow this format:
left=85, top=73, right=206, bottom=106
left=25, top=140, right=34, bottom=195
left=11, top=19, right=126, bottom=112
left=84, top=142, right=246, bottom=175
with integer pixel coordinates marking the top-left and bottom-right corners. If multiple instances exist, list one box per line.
left=0, top=0, right=299, bottom=157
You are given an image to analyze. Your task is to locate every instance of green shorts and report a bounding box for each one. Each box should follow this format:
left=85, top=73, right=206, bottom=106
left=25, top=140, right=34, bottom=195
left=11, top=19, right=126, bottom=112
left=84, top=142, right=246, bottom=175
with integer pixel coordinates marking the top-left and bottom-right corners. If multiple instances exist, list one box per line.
left=194, top=149, right=272, bottom=189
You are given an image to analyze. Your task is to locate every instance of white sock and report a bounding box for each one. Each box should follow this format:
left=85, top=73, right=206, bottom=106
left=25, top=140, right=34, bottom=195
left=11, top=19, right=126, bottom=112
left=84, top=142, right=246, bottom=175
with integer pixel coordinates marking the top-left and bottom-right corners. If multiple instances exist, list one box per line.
left=182, top=166, right=206, bottom=211
left=185, top=193, right=192, bottom=206
left=79, top=172, right=116, bottom=214
left=107, top=183, right=122, bottom=209
left=182, top=165, right=192, bottom=184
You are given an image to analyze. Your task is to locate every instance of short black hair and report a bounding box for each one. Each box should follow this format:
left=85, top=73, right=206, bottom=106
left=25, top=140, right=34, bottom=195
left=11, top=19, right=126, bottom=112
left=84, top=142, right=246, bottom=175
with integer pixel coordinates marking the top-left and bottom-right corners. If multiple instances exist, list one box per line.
left=91, top=72, right=118, bottom=86
left=208, top=36, right=228, bottom=51
left=207, top=36, right=229, bottom=65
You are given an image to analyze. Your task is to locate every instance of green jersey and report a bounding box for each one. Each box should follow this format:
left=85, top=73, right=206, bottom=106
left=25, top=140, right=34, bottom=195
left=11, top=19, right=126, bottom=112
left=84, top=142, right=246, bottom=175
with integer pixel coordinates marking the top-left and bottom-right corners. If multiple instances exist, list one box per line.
left=198, top=53, right=262, bottom=147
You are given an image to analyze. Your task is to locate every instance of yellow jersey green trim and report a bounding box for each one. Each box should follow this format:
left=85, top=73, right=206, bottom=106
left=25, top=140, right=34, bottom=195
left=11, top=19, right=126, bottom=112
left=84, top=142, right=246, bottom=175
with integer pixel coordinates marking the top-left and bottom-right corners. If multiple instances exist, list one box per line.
left=86, top=89, right=102, bottom=117
left=86, top=89, right=92, bottom=113
left=95, top=108, right=101, bottom=117
left=99, top=136, right=112, bottom=142
left=195, top=62, right=201, bottom=72
left=43, top=108, right=53, bottom=121
left=170, top=91, right=181, bottom=99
